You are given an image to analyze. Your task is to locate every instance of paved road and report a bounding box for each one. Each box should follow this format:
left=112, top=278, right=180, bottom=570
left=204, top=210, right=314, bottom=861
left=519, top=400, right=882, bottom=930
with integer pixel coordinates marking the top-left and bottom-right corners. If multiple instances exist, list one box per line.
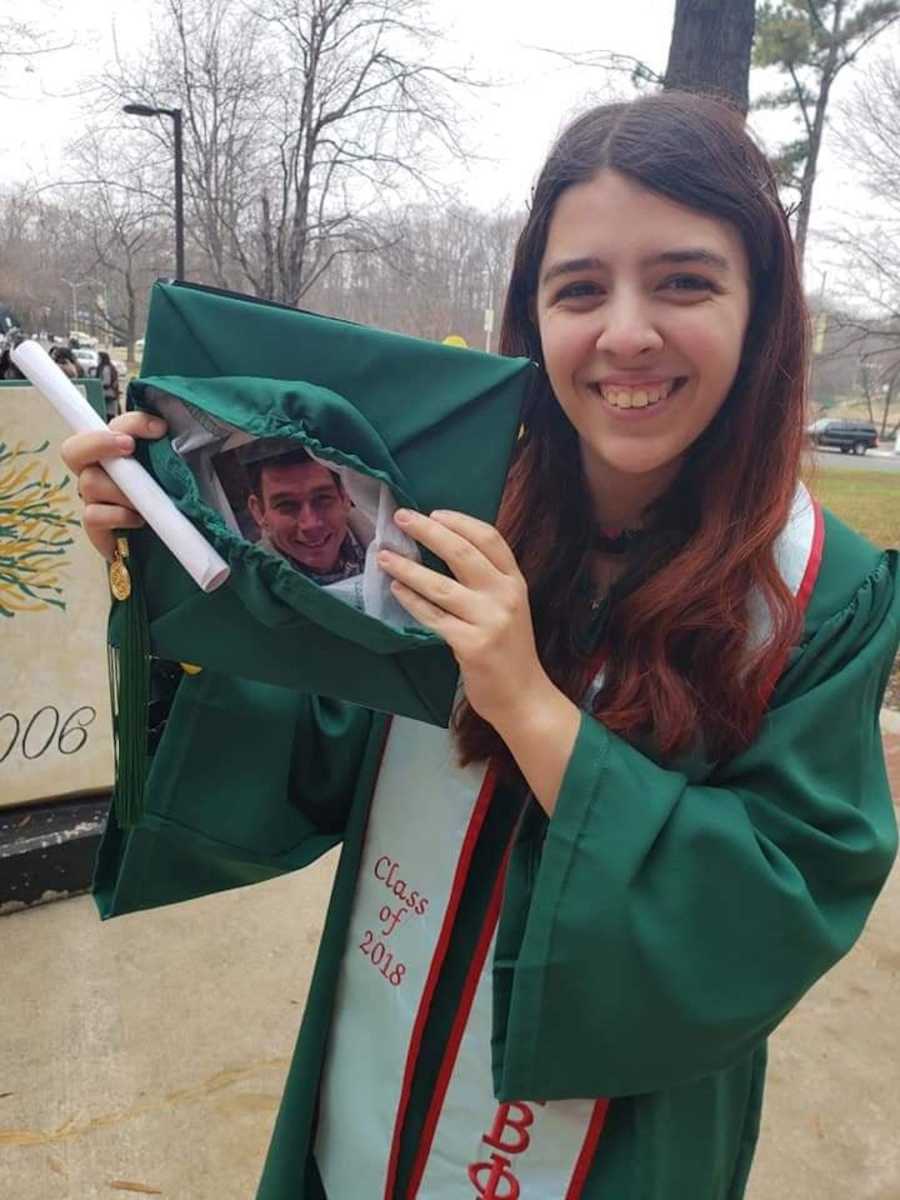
left=813, top=448, right=900, bottom=472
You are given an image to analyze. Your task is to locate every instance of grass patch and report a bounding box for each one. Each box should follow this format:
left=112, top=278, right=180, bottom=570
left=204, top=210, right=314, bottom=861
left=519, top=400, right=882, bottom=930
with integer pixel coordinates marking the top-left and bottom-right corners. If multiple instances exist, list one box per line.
left=804, top=469, right=899, bottom=549
left=803, top=467, right=899, bottom=710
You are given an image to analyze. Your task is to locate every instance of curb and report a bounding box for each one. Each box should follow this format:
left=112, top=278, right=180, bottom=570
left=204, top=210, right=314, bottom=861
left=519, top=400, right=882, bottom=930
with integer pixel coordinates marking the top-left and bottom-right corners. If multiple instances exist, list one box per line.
left=0, top=795, right=110, bottom=915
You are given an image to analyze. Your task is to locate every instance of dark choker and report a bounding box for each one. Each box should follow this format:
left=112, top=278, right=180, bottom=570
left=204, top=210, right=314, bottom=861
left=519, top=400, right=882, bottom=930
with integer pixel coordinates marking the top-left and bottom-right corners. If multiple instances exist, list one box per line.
left=593, top=526, right=647, bottom=555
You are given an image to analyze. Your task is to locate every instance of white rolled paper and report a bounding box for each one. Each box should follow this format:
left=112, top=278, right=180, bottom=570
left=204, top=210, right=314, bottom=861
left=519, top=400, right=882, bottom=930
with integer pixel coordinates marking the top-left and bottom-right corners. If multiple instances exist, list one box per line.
left=11, top=339, right=231, bottom=593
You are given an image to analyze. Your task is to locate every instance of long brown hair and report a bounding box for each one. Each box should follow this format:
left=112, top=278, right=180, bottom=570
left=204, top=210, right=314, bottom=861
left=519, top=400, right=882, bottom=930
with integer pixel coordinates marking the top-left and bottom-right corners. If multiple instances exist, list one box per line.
left=455, top=91, right=808, bottom=770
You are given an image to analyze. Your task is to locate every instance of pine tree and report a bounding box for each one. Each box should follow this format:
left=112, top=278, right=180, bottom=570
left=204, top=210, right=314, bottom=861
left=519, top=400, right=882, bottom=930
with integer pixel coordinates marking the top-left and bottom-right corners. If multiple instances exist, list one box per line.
left=754, top=0, right=900, bottom=269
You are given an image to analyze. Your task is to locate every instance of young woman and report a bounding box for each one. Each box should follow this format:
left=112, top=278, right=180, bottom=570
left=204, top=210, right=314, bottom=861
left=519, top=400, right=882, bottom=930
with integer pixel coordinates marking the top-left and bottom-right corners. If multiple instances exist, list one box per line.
left=62, top=92, right=898, bottom=1200
left=96, top=350, right=121, bottom=421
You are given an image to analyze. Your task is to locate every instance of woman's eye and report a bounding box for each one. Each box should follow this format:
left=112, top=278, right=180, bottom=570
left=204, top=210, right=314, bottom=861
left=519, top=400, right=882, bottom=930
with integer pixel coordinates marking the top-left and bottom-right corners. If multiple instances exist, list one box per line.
left=662, top=274, right=715, bottom=294
left=555, top=281, right=603, bottom=302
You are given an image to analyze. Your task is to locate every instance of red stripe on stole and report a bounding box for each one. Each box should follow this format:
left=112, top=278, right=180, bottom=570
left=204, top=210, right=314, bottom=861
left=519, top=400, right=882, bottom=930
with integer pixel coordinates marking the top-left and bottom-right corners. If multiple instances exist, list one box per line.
left=405, top=833, right=612, bottom=1198
left=406, top=836, right=514, bottom=1198
left=382, top=763, right=499, bottom=1200
left=565, top=1099, right=611, bottom=1199
left=796, top=498, right=825, bottom=615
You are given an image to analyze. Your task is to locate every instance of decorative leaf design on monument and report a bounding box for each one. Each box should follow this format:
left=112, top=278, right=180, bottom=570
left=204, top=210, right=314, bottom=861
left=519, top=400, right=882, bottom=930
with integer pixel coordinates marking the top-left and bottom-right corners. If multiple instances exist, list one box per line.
left=0, top=441, right=80, bottom=617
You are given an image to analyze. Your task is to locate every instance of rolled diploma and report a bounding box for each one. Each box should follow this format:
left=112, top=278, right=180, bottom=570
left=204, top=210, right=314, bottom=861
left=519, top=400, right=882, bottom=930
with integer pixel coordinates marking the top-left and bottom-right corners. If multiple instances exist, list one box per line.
left=11, top=339, right=230, bottom=593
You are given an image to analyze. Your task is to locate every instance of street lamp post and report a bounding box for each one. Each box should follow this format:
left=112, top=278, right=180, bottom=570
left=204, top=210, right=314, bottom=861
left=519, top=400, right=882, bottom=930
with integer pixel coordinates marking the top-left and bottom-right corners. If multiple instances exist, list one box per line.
left=61, top=276, right=100, bottom=340
left=61, top=278, right=79, bottom=338
left=123, top=103, right=185, bottom=280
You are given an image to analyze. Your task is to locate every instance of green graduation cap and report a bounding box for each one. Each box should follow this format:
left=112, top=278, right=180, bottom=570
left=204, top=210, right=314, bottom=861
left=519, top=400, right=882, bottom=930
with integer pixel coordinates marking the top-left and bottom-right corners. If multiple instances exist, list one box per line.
left=110, top=281, right=532, bottom=823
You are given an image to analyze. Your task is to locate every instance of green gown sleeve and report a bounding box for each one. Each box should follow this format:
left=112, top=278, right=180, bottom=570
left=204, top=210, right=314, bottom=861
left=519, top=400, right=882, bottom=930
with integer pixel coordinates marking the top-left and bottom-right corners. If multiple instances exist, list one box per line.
left=94, top=669, right=375, bottom=918
left=494, top=551, right=899, bottom=1101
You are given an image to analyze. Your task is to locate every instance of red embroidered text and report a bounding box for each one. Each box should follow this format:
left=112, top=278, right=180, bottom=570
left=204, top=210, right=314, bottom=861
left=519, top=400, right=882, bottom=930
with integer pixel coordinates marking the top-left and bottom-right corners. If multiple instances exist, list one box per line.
left=483, top=1102, right=535, bottom=1154
left=468, top=1102, right=545, bottom=1198
left=374, top=854, right=430, bottom=915
left=467, top=1152, right=520, bottom=1200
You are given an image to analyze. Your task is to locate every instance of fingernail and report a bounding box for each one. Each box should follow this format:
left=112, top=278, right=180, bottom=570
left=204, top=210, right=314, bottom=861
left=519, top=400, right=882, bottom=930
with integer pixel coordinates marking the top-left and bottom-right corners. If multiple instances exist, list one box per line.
left=394, top=508, right=412, bottom=524
left=147, top=418, right=165, bottom=434
left=114, top=435, right=134, bottom=451
left=377, top=549, right=391, bottom=563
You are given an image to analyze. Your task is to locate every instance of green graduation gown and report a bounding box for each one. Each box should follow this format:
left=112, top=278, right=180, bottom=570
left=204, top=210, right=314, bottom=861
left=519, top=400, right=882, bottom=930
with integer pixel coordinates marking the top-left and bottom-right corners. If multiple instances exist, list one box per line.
left=94, top=504, right=899, bottom=1200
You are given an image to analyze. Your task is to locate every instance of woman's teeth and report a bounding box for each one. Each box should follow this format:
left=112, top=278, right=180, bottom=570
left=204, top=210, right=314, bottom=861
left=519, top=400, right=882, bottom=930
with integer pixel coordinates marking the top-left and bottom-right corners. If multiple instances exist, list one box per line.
left=598, top=380, right=678, bottom=409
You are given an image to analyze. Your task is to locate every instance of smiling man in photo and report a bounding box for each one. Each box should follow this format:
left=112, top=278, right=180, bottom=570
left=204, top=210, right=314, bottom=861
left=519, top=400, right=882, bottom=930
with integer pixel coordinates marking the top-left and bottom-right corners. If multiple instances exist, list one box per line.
left=245, top=446, right=367, bottom=583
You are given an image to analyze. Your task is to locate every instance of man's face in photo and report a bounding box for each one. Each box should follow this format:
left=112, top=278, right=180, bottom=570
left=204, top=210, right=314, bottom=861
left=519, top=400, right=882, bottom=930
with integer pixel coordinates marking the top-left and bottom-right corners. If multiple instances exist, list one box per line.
left=247, top=460, right=352, bottom=575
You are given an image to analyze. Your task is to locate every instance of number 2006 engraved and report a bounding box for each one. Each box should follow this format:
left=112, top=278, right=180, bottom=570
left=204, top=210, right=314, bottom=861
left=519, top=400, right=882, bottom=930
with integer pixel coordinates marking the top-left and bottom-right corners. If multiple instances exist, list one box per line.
left=358, top=929, right=406, bottom=986
left=0, top=705, right=97, bottom=764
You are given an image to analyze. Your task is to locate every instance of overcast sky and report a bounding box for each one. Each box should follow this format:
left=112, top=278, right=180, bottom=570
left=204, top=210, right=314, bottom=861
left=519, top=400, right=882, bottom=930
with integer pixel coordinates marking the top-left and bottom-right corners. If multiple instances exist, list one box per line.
left=2, top=0, right=895, bottom=289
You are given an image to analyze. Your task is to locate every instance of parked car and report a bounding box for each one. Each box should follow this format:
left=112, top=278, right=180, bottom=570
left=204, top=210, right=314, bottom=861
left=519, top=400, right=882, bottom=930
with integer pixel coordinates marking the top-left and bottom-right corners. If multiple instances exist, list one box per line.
left=69, top=330, right=99, bottom=349
left=72, top=347, right=100, bottom=375
left=808, top=418, right=878, bottom=455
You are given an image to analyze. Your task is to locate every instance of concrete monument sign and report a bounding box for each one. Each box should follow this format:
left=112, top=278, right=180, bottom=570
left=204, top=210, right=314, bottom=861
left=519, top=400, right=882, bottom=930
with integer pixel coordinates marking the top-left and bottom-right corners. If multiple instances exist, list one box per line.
left=1, top=380, right=114, bottom=809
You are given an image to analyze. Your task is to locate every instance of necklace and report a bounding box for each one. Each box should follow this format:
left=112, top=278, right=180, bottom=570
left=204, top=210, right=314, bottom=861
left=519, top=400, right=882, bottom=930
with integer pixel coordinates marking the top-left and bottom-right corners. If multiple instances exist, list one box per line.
left=592, top=526, right=647, bottom=555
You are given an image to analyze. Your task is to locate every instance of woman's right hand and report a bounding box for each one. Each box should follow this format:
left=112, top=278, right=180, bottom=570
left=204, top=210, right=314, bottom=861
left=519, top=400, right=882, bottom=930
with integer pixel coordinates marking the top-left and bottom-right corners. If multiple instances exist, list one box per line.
left=60, top=411, right=168, bottom=561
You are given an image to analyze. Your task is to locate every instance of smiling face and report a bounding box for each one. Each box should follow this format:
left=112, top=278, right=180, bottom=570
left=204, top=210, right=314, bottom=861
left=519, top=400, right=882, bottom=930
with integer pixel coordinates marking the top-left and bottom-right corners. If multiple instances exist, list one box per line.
left=536, top=169, right=751, bottom=513
left=247, top=460, right=351, bottom=575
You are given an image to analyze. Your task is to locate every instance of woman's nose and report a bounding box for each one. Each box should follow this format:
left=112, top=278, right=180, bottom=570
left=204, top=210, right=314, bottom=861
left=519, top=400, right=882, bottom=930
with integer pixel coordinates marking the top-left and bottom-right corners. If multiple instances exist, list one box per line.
left=594, top=295, right=664, bottom=359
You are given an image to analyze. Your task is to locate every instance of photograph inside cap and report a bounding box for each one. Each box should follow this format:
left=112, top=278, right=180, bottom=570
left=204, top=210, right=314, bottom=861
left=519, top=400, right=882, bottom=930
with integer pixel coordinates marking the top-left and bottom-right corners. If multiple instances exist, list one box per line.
left=214, top=438, right=421, bottom=628
left=141, top=387, right=423, bottom=628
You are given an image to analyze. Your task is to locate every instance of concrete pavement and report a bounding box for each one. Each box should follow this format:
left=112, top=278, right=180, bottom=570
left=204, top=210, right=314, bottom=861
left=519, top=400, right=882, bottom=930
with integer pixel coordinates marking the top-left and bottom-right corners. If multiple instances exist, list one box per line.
left=0, top=854, right=336, bottom=1199
left=2, top=719, right=899, bottom=1199
left=750, top=715, right=900, bottom=1200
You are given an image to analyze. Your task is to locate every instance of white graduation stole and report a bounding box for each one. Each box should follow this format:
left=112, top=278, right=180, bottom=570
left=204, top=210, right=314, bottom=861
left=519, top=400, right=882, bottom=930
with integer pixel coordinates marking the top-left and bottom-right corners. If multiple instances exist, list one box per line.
left=313, top=482, right=823, bottom=1199
left=314, top=716, right=497, bottom=1197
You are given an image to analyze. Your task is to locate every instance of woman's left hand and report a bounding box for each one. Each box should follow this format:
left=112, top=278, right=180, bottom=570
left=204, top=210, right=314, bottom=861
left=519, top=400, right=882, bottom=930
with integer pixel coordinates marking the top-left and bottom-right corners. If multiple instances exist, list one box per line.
left=378, top=509, right=549, bottom=730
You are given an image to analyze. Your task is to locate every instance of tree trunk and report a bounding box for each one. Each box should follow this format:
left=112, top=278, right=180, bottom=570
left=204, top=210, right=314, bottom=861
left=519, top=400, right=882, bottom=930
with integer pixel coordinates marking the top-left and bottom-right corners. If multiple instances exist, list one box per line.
left=285, top=58, right=319, bottom=305
left=881, top=379, right=897, bottom=439
left=793, top=2, right=844, bottom=271
left=260, top=190, right=275, bottom=301
left=664, top=0, right=756, bottom=115
left=125, top=273, right=137, bottom=371
left=864, top=383, right=876, bottom=426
